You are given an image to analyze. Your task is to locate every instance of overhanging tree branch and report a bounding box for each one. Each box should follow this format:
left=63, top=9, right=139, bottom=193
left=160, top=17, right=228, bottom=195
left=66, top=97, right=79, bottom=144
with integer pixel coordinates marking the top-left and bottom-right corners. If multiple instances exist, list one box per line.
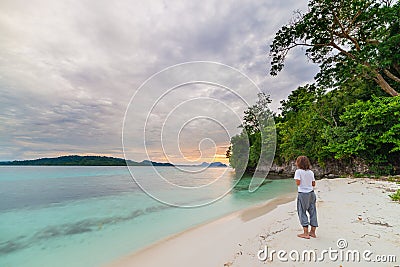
left=269, top=0, right=399, bottom=96
left=330, top=42, right=356, bottom=59
left=373, top=70, right=399, bottom=96
left=333, top=12, right=361, bottom=51
left=384, top=69, right=400, bottom=83
left=347, top=10, right=363, bottom=32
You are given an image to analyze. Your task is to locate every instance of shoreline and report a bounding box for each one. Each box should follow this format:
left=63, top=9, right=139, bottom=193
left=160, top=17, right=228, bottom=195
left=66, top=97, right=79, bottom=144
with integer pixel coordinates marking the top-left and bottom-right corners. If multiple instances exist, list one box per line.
left=106, top=192, right=297, bottom=267
left=106, top=178, right=400, bottom=267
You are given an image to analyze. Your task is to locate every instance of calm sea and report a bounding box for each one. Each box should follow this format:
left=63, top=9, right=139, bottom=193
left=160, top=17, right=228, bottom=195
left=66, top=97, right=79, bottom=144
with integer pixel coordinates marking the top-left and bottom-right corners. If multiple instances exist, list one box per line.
left=0, top=166, right=296, bottom=267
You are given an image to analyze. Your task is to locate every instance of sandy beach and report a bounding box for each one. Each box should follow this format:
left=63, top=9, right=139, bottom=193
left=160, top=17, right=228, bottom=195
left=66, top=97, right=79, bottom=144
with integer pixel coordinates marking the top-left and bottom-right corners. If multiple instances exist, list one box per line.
left=107, top=178, right=400, bottom=267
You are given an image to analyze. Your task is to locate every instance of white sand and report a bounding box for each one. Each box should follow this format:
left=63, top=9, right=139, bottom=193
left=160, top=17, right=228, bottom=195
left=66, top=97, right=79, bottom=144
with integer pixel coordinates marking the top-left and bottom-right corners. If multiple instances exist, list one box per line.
left=107, top=178, right=400, bottom=267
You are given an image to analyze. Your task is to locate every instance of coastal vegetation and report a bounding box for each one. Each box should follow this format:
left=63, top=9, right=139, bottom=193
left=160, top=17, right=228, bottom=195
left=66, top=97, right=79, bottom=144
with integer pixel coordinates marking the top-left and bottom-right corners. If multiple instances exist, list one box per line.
left=0, top=155, right=227, bottom=167
left=227, top=0, right=400, bottom=175
left=390, top=189, right=400, bottom=201
left=0, top=155, right=135, bottom=166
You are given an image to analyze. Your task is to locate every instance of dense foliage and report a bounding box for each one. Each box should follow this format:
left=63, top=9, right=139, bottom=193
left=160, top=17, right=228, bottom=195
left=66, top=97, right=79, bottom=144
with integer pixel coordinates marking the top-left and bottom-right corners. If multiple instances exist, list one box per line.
left=270, top=0, right=400, bottom=96
left=228, top=0, right=400, bottom=175
left=229, top=86, right=400, bottom=175
left=227, top=93, right=276, bottom=172
left=325, top=96, right=400, bottom=173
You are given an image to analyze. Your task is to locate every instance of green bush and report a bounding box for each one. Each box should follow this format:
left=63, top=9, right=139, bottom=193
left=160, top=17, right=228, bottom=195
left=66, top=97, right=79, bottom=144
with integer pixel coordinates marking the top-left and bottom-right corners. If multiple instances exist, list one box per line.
left=389, top=189, right=400, bottom=201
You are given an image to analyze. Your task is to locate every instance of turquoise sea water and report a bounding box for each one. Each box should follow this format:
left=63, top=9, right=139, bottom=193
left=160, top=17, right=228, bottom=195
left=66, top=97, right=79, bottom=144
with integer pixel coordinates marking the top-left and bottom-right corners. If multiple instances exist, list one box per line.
left=0, top=166, right=296, bottom=267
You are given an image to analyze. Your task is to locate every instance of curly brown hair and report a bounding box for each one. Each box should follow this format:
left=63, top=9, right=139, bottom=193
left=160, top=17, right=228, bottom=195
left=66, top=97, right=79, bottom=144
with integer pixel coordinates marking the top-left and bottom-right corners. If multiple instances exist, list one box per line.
left=295, top=156, right=311, bottom=170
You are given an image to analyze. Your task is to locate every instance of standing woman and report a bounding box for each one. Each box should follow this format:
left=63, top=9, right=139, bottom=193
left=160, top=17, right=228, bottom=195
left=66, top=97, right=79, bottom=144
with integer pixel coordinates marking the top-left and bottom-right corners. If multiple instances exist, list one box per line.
left=294, top=156, right=318, bottom=239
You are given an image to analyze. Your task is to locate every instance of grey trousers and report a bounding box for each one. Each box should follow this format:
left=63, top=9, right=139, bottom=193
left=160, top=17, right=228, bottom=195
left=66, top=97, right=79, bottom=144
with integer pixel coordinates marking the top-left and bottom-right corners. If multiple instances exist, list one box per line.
left=297, top=191, right=318, bottom=227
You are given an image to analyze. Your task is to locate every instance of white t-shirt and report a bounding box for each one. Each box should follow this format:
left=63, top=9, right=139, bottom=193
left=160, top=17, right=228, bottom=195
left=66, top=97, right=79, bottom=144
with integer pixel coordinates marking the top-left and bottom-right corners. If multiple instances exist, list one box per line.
left=294, top=169, right=315, bottom=193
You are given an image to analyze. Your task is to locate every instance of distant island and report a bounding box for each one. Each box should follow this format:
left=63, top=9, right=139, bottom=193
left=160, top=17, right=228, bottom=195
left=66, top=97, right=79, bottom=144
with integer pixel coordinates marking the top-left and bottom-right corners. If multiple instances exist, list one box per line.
left=0, top=155, right=227, bottom=167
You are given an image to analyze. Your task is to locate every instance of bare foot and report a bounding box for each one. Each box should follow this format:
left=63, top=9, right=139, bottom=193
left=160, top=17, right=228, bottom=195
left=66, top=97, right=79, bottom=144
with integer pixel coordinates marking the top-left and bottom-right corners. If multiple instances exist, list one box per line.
left=297, top=233, right=310, bottom=239
left=309, top=232, right=316, bottom=238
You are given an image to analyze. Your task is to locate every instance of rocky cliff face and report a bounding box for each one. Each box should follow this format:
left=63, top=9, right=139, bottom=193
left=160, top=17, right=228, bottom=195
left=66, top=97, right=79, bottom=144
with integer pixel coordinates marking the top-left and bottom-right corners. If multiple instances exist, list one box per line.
left=265, top=159, right=370, bottom=178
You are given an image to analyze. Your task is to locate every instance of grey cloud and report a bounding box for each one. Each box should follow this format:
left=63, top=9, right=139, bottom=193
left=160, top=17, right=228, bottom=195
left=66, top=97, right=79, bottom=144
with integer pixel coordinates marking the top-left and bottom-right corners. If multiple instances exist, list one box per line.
left=0, top=0, right=317, bottom=162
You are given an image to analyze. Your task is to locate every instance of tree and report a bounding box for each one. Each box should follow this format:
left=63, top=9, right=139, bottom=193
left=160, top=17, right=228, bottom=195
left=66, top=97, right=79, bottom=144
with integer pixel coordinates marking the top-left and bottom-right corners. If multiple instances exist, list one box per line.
left=240, top=92, right=274, bottom=134
left=275, top=84, right=330, bottom=164
left=324, top=96, right=400, bottom=174
left=228, top=132, right=250, bottom=171
left=279, top=84, right=324, bottom=118
left=273, top=81, right=385, bottom=165
left=228, top=93, right=275, bottom=172
left=270, top=0, right=400, bottom=96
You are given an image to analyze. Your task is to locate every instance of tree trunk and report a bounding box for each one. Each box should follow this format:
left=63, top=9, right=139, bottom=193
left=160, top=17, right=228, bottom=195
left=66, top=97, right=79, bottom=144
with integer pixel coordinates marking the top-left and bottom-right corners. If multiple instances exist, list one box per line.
left=383, top=69, right=400, bottom=83
left=374, top=72, right=399, bottom=96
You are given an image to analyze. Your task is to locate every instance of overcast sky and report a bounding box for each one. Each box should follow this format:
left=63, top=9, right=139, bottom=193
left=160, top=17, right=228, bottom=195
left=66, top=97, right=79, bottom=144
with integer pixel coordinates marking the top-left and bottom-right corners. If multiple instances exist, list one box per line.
left=0, top=0, right=318, bottom=163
